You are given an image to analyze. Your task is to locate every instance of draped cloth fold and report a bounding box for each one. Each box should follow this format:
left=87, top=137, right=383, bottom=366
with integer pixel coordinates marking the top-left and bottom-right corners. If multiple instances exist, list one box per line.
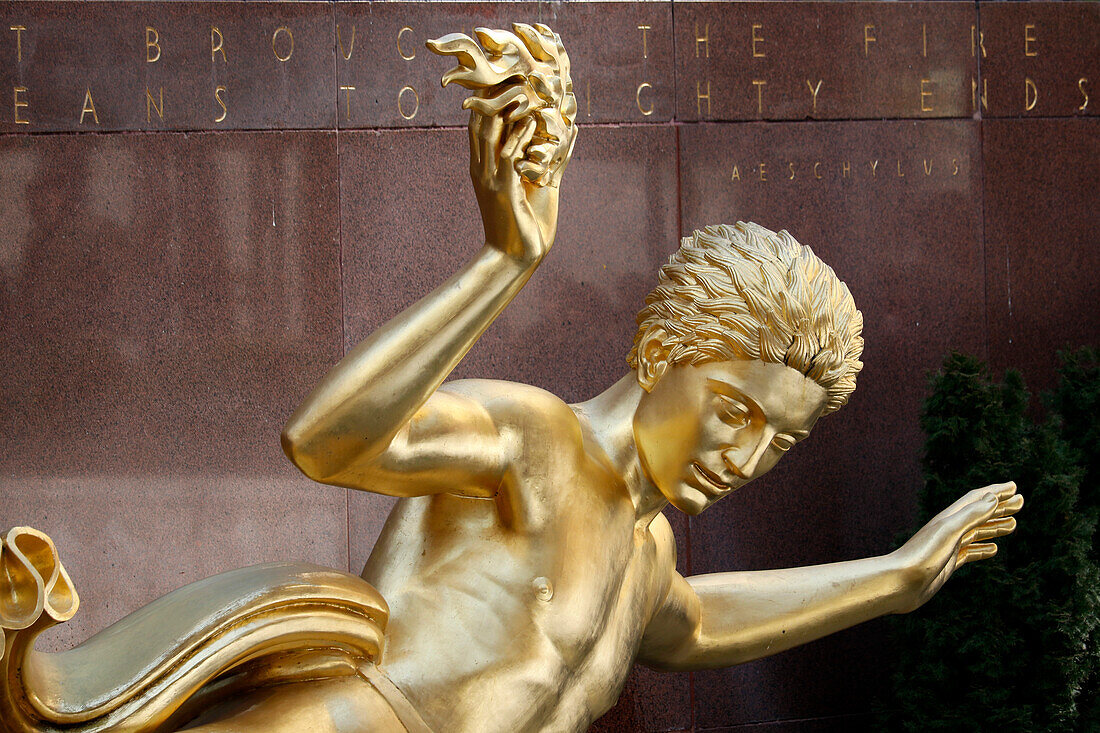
left=0, top=527, right=390, bottom=733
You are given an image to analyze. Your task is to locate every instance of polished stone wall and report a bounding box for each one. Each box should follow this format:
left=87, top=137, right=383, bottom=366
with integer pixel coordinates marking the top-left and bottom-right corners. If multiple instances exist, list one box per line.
left=0, top=3, right=1096, bottom=731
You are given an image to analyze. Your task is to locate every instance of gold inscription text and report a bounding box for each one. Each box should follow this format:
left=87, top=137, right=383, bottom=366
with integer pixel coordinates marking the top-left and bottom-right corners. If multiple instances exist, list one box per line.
left=920, top=79, right=934, bottom=112
left=398, top=26, right=416, bottom=60
left=1079, top=78, right=1089, bottom=111
left=146, top=86, right=164, bottom=122
left=80, top=87, right=99, bottom=124
left=13, top=86, right=28, bottom=124
left=272, top=27, right=293, bottom=62
left=146, top=26, right=161, bottom=63
left=1024, top=24, right=1038, bottom=57
left=638, top=25, right=650, bottom=59
left=753, top=79, right=766, bottom=114
left=341, top=85, right=356, bottom=120
left=1025, top=77, right=1038, bottom=111
left=636, top=82, right=654, bottom=116
left=697, top=80, right=711, bottom=116
left=10, top=25, right=25, bottom=63
left=214, top=85, right=227, bottom=123
left=695, top=22, right=709, bottom=59
left=751, top=24, right=765, bottom=58
left=338, top=24, right=355, bottom=61
left=398, top=85, right=419, bottom=119
left=211, top=27, right=226, bottom=63
left=864, top=24, right=876, bottom=57
left=806, top=79, right=823, bottom=114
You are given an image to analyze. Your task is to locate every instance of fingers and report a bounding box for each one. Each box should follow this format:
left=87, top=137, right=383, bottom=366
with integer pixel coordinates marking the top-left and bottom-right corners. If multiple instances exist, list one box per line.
left=994, top=493, right=1024, bottom=518
left=957, top=542, right=998, bottom=567
left=468, top=111, right=481, bottom=168
left=501, top=118, right=537, bottom=170
left=960, top=516, right=1017, bottom=546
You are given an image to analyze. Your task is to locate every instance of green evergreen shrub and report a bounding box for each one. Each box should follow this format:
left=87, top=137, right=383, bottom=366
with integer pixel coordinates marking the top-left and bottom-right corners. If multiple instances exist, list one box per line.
left=879, top=352, right=1100, bottom=732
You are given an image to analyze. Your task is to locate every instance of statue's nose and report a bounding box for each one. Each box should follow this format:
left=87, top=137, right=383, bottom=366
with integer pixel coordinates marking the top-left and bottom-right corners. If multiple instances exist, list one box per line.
left=723, top=432, right=774, bottom=480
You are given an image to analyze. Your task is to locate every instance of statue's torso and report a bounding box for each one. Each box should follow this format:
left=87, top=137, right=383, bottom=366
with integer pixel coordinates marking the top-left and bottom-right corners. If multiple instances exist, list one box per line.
left=361, top=382, right=677, bottom=733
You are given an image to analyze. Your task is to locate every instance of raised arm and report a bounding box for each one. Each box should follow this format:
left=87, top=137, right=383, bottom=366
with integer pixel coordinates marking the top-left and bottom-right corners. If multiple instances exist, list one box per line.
left=639, top=483, right=1022, bottom=671
left=283, top=105, right=575, bottom=491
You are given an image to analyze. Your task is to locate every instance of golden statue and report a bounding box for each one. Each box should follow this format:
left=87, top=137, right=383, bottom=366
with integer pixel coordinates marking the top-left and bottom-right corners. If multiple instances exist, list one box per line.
left=0, top=25, right=1021, bottom=733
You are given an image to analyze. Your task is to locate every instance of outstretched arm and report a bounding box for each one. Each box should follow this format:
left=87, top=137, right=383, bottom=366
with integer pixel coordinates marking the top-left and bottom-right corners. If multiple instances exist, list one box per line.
left=282, top=110, right=574, bottom=491
left=639, top=483, right=1022, bottom=671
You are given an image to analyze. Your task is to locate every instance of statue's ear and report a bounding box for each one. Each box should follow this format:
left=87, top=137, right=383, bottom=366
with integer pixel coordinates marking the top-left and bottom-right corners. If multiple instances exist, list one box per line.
left=637, top=327, right=670, bottom=392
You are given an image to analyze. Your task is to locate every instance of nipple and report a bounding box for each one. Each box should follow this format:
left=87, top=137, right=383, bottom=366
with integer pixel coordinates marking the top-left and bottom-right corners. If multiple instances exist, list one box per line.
left=532, top=576, right=554, bottom=602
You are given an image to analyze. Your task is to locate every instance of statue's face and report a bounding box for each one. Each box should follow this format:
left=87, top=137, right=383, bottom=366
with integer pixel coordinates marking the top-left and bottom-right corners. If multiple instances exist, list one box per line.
left=633, top=359, right=828, bottom=515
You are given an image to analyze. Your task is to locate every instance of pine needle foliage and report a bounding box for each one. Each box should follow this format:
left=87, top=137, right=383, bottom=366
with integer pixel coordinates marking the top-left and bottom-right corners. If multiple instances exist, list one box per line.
left=878, top=352, right=1100, bottom=732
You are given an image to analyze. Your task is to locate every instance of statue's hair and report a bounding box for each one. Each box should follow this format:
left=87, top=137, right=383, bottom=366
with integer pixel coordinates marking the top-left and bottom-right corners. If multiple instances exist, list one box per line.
left=628, top=222, right=864, bottom=415
left=427, top=23, right=577, bottom=126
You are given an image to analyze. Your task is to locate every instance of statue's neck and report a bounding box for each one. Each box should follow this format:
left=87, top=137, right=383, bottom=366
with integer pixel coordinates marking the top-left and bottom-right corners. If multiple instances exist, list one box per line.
left=572, top=373, right=668, bottom=523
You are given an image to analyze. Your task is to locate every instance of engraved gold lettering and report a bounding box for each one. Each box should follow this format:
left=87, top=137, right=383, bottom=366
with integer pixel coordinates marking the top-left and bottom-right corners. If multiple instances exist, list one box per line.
left=1079, top=78, right=1089, bottom=111
left=1025, top=77, right=1038, bottom=111
left=13, top=86, right=28, bottom=124
left=870, top=159, right=879, bottom=177
left=695, top=22, right=709, bottom=58
left=971, top=25, right=987, bottom=58
left=896, top=160, right=905, bottom=177
left=146, top=26, right=161, bottom=63
left=920, top=79, right=934, bottom=112
left=864, top=25, right=876, bottom=57
left=338, top=23, right=355, bottom=61
left=9, top=25, right=25, bottom=62
left=951, top=158, right=959, bottom=175
left=731, top=165, right=740, bottom=181
left=842, top=160, right=851, bottom=178
left=636, top=82, right=654, bottom=116
left=638, top=25, right=651, bottom=59
left=398, top=85, right=419, bottom=119
left=1024, top=24, right=1037, bottom=57
left=758, top=163, right=767, bottom=181
left=751, top=24, right=765, bottom=58
left=341, top=85, right=356, bottom=120
left=398, top=26, right=415, bottom=60
left=922, top=23, right=927, bottom=58
left=273, top=27, right=293, bottom=62
left=80, top=87, right=99, bottom=124
left=813, top=162, right=822, bottom=180
left=752, top=79, right=766, bottom=114
left=923, top=159, right=932, bottom=176
left=211, top=26, right=226, bottom=62
left=806, top=79, right=823, bottom=114
left=214, top=85, right=227, bottom=123
left=697, top=80, right=711, bottom=116
left=788, top=162, right=795, bottom=180
left=972, top=77, right=989, bottom=112
left=146, top=86, right=164, bottom=122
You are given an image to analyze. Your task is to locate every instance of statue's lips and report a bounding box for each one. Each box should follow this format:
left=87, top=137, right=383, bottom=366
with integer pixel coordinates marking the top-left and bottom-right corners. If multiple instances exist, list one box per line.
left=692, top=462, right=732, bottom=496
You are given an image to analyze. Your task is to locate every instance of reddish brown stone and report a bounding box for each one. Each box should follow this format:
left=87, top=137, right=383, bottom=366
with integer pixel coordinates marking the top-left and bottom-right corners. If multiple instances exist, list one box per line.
left=678, top=119, right=985, bottom=727
left=675, top=2, right=980, bottom=121
left=0, top=130, right=347, bottom=648
left=336, top=2, right=674, bottom=128
left=979, top=2, right=1100, bottom=119
left=0, top=2, right=335, bottom=132
left=983, top=118, right=1100, bottom=392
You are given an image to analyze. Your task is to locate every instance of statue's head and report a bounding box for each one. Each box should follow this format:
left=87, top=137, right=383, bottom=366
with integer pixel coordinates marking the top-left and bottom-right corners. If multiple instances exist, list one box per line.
left=628, top=222, right=864, bottom=514
left=428, top=23, right=577, bottom=186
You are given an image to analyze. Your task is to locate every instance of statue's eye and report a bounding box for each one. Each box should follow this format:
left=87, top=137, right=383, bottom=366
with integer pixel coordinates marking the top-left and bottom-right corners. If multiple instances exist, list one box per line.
left=718, top=396, right=750, bottom=426
left=771, top=434, right=796, bottom=452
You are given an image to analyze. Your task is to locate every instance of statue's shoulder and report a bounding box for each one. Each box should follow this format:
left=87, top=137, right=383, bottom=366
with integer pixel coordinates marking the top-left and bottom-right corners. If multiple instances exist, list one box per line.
left=441, top=378, right=581, bottom=436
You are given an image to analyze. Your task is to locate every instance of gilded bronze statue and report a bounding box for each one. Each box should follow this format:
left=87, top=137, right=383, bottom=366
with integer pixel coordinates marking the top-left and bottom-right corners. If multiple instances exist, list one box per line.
left=0, top=25, right=1021, bottom=733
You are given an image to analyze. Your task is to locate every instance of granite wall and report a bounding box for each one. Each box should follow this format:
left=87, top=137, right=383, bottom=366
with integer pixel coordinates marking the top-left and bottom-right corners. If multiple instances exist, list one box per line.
left=0, top=2, right=1096, bottom=731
